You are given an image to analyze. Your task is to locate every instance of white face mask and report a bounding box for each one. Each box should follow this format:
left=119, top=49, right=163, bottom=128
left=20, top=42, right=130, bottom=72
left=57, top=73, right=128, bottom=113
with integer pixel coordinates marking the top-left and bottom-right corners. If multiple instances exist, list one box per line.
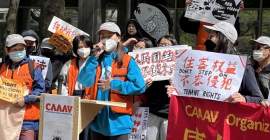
left=105, top=39, right=118, bottom=52
left=8, top=50, right=26, bottom=62
left=77, top=48, right=91, bottom=58
left=253, top=50, right=265, bottom=62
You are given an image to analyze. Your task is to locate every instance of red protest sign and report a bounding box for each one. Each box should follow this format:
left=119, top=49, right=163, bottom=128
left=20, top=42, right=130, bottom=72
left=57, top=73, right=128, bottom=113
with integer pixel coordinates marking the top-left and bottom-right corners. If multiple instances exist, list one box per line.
left=167, top=96, right=270, bottom=140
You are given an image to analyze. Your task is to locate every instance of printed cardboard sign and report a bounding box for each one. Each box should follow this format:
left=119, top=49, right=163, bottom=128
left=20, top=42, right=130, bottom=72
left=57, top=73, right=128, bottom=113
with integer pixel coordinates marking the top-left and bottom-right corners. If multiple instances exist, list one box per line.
left=129, top=107, right=149, bottom=140
left=185, top=0, right=241, bottom=24
left=0, top=76, right=27, bottom=103
left=48, top=16, right=89, bottom=53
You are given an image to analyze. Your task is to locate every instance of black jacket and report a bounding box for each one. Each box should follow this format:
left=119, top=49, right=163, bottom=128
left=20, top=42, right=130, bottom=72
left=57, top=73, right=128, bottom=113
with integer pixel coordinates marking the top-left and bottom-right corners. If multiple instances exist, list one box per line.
left=144, top=80, right=170, bottom=118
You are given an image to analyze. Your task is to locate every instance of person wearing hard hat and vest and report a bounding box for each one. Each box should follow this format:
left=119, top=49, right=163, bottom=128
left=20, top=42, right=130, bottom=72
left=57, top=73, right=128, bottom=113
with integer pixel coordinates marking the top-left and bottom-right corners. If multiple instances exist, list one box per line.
left=0, top=34, right=45, bottom=140
left=78, top=22, right=146, bottom=140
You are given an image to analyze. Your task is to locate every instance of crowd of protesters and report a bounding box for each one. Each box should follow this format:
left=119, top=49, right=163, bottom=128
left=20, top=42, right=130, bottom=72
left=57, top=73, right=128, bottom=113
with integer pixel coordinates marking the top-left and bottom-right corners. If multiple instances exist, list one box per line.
left=1, top=1, right=270, bottom=140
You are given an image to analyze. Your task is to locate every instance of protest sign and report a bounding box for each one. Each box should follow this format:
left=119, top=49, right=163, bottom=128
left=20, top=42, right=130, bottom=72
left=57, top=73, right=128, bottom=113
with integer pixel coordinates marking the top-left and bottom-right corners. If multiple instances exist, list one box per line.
left=0, top=76, right=27, bottom=103
left=129, top=45, right=191, bottom=81
left=185, top=0, right=241, bottom=24
left=48, top=33, right=72, bottom=53
left=134, top=3, right=169, bottom=40
left=129, top=107, right=149, bottom=140
left=39, top=94, right=127, bottom=140
left=48, top=16, right=89, bottom=53
left=0, top=100, right=25, bottom=140
left=167, top=96, right=270, bottom=140
left=39, top=94, right=78, bottom=140
left=48, top=16, right=89, bottom=41
left=172, top=50, right=247, bottom=101
left=29, top=55, right=50, bottom=79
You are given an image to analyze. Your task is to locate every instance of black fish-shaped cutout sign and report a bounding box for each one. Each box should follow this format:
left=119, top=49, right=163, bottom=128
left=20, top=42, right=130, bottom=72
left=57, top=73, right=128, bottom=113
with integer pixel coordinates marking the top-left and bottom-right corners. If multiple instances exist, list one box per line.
left=134, top=3, right=169, bottom=40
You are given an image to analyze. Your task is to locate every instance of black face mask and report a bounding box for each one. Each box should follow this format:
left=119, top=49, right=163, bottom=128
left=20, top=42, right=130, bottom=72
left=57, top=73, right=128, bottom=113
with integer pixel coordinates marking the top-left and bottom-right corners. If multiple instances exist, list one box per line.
left=41, top=49, right=55, bottom=58
left=26, top=46, right=36, bottom=55
left=204, top=39, right=217, bottom=51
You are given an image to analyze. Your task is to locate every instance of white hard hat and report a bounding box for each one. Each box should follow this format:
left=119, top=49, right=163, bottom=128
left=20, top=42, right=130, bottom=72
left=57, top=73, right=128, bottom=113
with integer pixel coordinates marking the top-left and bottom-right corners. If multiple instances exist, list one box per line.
left=98, top=22, right=121, bottom=35
left=5, top=34, right=26, bottom=48
left=252, top=36, right=270, bottom=47
left=204, top=21, right=238, bottom=44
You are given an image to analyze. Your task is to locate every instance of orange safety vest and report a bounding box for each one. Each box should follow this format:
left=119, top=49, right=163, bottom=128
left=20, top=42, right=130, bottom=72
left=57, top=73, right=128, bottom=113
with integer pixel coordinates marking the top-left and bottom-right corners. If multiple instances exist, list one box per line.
left=0, top=62, right=39, bottom=121
left=85, top=54, right=134, bottom=115
left=196, top=22, right=212, bottom=51
left=67, top=58, right=91, bottom=97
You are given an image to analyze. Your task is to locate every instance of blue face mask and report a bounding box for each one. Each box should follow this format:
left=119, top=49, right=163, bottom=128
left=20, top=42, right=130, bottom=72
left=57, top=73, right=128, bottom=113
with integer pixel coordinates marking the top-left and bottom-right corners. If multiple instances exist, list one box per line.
left=8, top=50, right=26, bottom=62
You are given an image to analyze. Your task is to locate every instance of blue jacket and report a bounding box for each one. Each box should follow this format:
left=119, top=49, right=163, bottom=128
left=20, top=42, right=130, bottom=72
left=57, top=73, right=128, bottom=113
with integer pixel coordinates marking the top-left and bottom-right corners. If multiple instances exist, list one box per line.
left=78, top=52, right=146, bottom=136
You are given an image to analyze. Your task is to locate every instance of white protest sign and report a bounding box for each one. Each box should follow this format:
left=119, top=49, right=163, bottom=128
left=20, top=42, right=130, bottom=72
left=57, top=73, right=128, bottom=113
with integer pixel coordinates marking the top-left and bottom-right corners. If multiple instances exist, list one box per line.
left=129, top=45, right=191, bottom=81
left=185, top=0, right=241, bottom=24
left=48, top=16, right=89, bottom=41
left=29, top=55, right=50, bottom=79
left=41, top=95, right=78, bottom=140
left=129, top=107, right=149, bottom=140
left=172, top=50, right=247, bottom=101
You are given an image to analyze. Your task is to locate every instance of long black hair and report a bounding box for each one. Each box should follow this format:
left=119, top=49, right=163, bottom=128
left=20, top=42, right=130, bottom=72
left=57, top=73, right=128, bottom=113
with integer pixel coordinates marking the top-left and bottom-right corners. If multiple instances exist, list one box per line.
left=72, top=35, right=93, bottom=57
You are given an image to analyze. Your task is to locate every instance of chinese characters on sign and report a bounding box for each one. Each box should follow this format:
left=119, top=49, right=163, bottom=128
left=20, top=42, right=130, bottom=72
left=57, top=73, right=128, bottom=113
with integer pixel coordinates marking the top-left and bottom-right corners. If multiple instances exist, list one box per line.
left=185, top=0, right=241, bottom=24
left=172, top=50, right=247, bottom=101
left=167, top=96, right=270, bottom=140
left=129, top=107, right=149, bottom=140
left=48, top=16, right=89, bottom=42
left=129, top=45, right=191, bottom=81
left=0, top=76, right=27, bottom=103
left=47, top=16, right=89, bottom=53
left=29, top=55, right=50, bottom=79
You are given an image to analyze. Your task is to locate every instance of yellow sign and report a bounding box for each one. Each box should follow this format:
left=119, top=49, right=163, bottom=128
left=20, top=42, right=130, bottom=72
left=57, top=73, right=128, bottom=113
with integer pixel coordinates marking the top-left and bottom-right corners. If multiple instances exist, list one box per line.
left=48, top=33, right=72, bottom=53
left=0, top=76, right=27, bottom=103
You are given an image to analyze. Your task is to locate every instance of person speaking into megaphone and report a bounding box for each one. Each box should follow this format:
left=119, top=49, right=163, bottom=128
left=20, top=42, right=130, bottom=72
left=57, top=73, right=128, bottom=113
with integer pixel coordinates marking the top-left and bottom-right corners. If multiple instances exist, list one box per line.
left=78, top=22, right=146, bottom=139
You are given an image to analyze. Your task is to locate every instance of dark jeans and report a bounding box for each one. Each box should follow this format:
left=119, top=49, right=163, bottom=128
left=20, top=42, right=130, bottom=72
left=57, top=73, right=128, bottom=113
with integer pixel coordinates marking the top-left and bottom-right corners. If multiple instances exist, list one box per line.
left=91, top=131, right=128, bottom=140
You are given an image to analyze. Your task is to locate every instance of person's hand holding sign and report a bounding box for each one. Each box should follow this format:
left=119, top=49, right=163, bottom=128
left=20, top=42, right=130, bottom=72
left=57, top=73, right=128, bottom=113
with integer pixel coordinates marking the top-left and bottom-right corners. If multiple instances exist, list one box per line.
left=224, top=92, right=246, bottom=103
left=166, top=85, right=177, bottom=98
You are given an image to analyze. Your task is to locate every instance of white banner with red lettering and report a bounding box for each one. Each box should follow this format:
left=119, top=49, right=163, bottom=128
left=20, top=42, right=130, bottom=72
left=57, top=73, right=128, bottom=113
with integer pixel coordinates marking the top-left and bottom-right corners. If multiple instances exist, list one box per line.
left=42, top=95, right=76, bottom=140
left=129, top=45, right=191, bottom=81
left=172, top=50, right=247, bottom=101
left=48, top=16, right=89, bottom=41
left=129, top=107, right=149, bottom=140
